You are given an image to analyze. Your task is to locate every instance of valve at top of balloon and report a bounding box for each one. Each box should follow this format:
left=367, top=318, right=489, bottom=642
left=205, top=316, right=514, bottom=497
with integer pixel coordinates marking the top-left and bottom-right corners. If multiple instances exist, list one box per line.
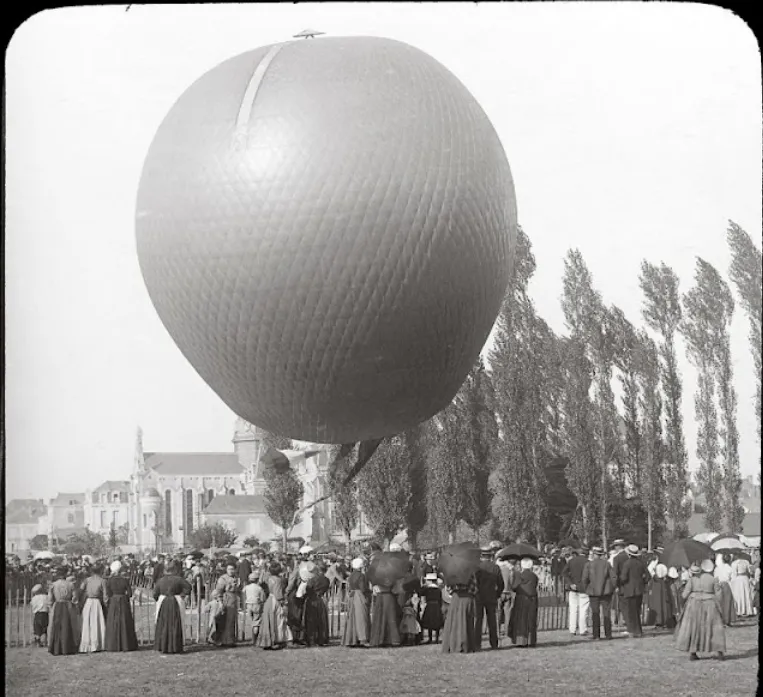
left=136, top=35, right=518, bottom=450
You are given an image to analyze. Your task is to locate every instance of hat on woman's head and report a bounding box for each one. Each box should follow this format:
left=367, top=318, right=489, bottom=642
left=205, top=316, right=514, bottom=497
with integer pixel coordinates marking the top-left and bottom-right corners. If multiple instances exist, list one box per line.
left=351, top=558, right=364, bottom=570
left=299, top=545, right=313, bottom=556
left=700, top=558, right=714, bottom=574
left=655, top=564, right=668, bottom=579
left=520, top=557, right=534, bottom=570
left=110, top=561, right=122, bottom=575
left=689, top=562, right=701, bottom=575
left=667, top=567, right=679, bottom=579
left=299, top=561, right=316, bottom=582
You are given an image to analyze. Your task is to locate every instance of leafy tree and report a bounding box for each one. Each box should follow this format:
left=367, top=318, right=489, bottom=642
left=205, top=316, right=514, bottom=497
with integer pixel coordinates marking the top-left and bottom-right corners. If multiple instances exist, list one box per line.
left=263, top=465, right=304, bottom=552
left=186, top=522, right=238, bottom=550
left=402, top=423, right=431, bottom=550
left=640, top=260, right=690, bottom=532
left=108, top=525, right=118, bottom=552
left=357, top=436, right=411, bottom=546
left=327, top=444, right=360, bottom=549
left=681, top=258, right=726, bottom=532
left=242, top=535, right=261, bottom=548
left=726, top=220, right=762, bottom=458
left=29, top=534, right=48, bottom=550
left=62, top=530, right=109, bottom=557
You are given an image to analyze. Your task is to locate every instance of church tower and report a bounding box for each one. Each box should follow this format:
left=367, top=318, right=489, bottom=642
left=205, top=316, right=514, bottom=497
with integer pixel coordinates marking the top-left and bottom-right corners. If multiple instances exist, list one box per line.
left=233, top=418, right=267, bottom=494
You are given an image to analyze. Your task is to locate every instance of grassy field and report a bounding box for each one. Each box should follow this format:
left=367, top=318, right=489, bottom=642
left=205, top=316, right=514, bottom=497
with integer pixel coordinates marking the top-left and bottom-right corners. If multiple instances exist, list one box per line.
left=5, top=621, right=758, bottom=697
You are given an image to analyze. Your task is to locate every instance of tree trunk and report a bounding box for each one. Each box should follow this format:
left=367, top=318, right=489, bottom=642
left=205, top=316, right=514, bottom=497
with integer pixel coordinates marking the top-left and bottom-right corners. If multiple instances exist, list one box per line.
left=473, top=527, right=481, bottom=546
left=407, top=530, right=418, bottom=552
left=344, top=530, right=352, bottom=556
left=282, top=527, right=288, bottom=553
left=647, top=508, right=653, bottom=551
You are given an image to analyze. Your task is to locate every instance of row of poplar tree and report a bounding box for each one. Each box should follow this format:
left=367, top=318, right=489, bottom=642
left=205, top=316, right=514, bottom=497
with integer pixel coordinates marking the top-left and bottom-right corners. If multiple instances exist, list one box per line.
left=263, top=221, right=761, bottom=553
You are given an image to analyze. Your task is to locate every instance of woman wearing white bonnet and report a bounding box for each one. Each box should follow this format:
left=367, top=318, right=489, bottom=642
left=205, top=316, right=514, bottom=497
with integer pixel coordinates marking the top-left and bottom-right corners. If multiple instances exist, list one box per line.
left=507, top=557, right=539, bottom=648
left=674, top=556, right=726, bottom=661
left=104, top=559, right=138, bottom=651
left=647, top=563, right=675, bottom=629
left=342, top=557, right=371, bottom=647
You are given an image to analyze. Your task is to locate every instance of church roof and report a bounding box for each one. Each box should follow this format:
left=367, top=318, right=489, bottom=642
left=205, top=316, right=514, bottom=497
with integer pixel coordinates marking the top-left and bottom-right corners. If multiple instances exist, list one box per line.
left=203, top=495, right=267, bottom=515
left=144, top=452, right=243, bottom=476
left=93, top=480, right=131, bottom=493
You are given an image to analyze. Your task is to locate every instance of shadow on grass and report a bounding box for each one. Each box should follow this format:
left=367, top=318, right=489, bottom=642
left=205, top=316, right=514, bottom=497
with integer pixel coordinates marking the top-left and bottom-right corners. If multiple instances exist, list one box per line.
left=719, top=648, right=759, bottom=661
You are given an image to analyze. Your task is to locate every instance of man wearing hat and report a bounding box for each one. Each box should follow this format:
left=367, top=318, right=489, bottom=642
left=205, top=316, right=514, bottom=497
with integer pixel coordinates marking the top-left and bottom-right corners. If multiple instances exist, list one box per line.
left=285, top=545, right=314, bottom=645
left=619, top=544, right=648, bottom=637
left=609, top=539, right=628, bottom=625
left=550, top=548, right=566, bottom=596
left=563, top=546, right=590, bottom=636
left=474, top=546, right=504, bottom=650
left=581, top=547, right=617, bottom=640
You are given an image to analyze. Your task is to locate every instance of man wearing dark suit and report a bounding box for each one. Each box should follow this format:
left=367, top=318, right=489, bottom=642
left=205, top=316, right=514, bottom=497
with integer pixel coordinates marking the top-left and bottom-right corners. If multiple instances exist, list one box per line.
left=619, top=544, right=648, bottom=637
left=564, top=546, right=590, bottom=636
left=610, top=539, right=628, bottom=624
left=582, top=546, right=617, bottom=639
left=550, top=549, right=566, bottom=596
left=474, top=546, right=504, bottom=650
left=238, top=551, right=253, bottom=602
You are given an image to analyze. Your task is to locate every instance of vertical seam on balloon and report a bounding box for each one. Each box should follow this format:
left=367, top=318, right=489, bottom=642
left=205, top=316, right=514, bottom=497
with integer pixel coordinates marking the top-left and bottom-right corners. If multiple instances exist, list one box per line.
left=233, top=42, right=291, bottom=149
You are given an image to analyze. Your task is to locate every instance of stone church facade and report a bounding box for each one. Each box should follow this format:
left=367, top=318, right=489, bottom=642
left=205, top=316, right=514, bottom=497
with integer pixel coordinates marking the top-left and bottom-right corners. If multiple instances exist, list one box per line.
left=127, top=418, right=371, bottom=552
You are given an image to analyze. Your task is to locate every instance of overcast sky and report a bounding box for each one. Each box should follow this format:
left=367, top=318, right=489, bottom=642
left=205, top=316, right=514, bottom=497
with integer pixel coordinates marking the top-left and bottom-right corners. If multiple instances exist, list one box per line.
left=5, top=3, right=761, bottom=502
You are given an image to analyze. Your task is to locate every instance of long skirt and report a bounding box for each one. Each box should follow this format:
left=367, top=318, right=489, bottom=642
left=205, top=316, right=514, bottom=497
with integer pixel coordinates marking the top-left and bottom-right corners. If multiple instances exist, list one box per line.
left=303, top=595, right=329, bottom=646
left=441, top=593, right=476, bottom=654
left=154, top=594, right=185, bottom=654
left=508, top=594, right=538, bottom=647
left=105, top=595, right=138, bottom=652
left=286, top=591, right=304, bottom=640
left=648, top=580, right=674, bottom=628
left=370, top=592, right=401, bottom=647
left=79, top=598, right=107, bottom=653
left=718, top=582, right=737, bottom=625
left=674, top=596, right=726, bottom=654
left=421, top=600, right=444, bottom=630
left=258, top=596, right=291, bottom=648
left=729, top=576, right=754, bottom=617
left=218, top=596, right=238, bottom=647
left=342, top=590, right=370, bottom=646
left=48, top=601, right=78, bottom=656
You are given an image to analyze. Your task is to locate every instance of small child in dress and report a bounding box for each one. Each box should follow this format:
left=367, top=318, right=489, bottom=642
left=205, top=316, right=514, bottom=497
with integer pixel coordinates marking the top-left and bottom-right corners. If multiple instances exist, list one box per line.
left=399, top=595, right=422, bottom=646
left=244, top=572, right=267, bottom=645
left=204, top=589, right=225, bottom=645
left=30, top=584, right=51, bottom=647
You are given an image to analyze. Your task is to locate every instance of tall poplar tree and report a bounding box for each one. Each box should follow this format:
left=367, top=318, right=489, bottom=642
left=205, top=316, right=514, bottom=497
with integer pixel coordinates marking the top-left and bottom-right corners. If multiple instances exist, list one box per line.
left=640, top=261, right=690, bottom=533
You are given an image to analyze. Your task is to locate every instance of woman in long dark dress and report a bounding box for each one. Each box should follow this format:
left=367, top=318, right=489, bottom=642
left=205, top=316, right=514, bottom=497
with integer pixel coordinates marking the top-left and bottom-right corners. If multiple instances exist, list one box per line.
left=508, top=558, right=538, bottom=648
left=342, top=558, right=371, bottom=647
left=259, top=562, right=291, bottom=650
left=153, top=562, right=191, bottom=654
left=648, top=564, right=675, bottom=629
left=370, top=583, right=401, bottom=647
left=48, top=568, right=79, bottom=655
left=214, top=563, right=241, bottom=648
left=441, top=574, right=477, bottom=654
left=303, top=565, right=330, bottom=647
left=105, top=561, right=138, bottom=652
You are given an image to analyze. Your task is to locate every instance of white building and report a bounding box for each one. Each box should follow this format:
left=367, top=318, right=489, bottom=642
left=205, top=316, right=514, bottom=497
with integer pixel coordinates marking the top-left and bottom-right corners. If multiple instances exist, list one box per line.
left=83, top=481, right=131, bottom=537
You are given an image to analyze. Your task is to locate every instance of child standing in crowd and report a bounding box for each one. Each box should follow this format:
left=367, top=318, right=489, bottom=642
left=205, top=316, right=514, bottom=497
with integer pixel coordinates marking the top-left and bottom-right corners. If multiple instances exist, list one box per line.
left=420, top=573, right=444, bottom=644
left=30, top=584, right=51, bottom=647
left=399, top=594, right=422, bottom=645
left=204, top=589, right=224, bottom=645
left=244, top=572, right=266, bottom=645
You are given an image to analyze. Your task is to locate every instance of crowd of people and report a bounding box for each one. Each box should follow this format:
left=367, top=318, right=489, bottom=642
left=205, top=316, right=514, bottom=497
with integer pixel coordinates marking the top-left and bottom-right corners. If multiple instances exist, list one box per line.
left=12, top=536, right=760, bottom=661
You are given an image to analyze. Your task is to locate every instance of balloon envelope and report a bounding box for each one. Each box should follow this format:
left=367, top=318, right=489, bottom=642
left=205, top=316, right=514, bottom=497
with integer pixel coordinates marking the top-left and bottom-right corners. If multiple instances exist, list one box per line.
left=136, top=35, right=516, bottom=444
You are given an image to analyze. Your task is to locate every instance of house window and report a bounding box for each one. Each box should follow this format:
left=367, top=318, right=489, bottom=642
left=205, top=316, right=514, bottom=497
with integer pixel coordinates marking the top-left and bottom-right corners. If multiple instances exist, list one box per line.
left=69, top=500, right=75, bottom=506
left=165, top=490, right=172, bottom=535
left=91, top=492, right=98, bottom=504
left=113, top=493, right=119, bottom=502
left=206, top=490, right=215, bottom=505
left=119, top=491, right=128, bottom=503
left=184, top=489, right=194, bottom=534
left=101, top=494, right=107, bottom=504
left=113, top=511, right=119, bottom=526
left=67, top=513, right=74, bottom=524
left=100, top=511, right=107, bottom=528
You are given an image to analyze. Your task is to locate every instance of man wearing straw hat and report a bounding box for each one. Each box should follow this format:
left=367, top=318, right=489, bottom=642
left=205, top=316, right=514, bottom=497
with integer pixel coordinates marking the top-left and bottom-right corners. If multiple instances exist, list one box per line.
left=474, top=545, right=504, bottom=650
left=619, top=544, right=647, bottom=638
left=582, top=546, right=616, bottom=640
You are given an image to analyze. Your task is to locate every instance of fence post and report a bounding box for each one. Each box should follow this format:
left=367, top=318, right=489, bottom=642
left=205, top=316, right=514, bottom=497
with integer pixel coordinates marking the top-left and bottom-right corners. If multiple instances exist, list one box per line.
left=196, top=577, right=202, bottom=645
left=15, top=588, right=20, bottom=648
left=22, top=587, right=28, bottom=647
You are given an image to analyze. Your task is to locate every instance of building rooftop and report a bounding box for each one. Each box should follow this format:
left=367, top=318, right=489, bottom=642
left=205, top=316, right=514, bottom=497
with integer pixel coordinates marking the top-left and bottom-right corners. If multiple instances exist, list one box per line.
left=92, top=480, right=131, bottom=494
left=203, top=494, right=267, bottom=515
left=49, top=493, right=85, bottom=506
left=6, top=507, right=47, bottom=525
left=144, top=452, right=243, bottom=476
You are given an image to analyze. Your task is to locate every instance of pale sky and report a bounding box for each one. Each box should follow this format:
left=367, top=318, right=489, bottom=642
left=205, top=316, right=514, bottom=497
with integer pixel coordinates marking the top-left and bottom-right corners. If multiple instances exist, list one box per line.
left=5, top=3, right=761, bottom=502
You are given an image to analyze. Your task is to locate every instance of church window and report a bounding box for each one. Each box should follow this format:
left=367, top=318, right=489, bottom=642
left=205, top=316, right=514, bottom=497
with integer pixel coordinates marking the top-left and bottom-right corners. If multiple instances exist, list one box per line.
left=184, top=489, right=194, bottom=534
left=165, top=490, right=172, bottom=535
left=119, top=491, right=128, bottom=503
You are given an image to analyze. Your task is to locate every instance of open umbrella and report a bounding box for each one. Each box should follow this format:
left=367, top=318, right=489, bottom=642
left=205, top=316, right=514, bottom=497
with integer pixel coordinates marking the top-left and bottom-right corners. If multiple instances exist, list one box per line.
left=33, top=551, right=54, bottom=561
left=439, top=542, right=481, bottom=586
left=710, top=535, right=746, bottom=552
left=497, top=543, right=541, bottom=560
left=188, top=550, right=204, bottom=560
left=367, top=551, right=409, bottom=587
left=659, top=539, right=713, bottom=569
left=692, top=532, right=716, bottom=544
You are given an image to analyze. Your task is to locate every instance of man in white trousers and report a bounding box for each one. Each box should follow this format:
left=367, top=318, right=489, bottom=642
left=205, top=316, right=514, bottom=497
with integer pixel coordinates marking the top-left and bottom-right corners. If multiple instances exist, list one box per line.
left=564, top=545, right=590, bottom=636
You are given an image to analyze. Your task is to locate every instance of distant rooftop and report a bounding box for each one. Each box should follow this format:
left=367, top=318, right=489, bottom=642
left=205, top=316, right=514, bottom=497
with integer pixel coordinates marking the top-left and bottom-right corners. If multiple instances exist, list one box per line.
left=144, top=452, right=243, bottom=476
left=49, top=493, right=85, bottom=506
left=92, top=480, right=131, bottom=494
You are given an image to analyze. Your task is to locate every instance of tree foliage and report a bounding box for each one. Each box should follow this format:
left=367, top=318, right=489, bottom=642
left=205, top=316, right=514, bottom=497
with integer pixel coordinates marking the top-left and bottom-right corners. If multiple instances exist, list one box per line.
left=263, top=465, right=304, bottom=551
left=402, top=423, right=431, bottom=549
left=357, top=436, right=412, bottom=545
left=29, top=534, right=49, bottom=551
left=186, top=522, right=239, bottom=549
left=61, top=530, right=109, bottom=557
left=327, top=444, right=360, bottom=546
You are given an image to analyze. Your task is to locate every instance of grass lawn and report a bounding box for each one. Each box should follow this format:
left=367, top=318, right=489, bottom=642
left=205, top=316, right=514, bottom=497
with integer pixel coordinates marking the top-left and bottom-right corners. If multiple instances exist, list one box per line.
left=5, top=621, right=759, bottom=697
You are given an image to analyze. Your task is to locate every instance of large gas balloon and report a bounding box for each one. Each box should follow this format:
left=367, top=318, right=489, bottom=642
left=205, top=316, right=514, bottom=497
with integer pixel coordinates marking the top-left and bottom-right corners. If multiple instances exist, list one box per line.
left=136, top=36, right=517, bottom=444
